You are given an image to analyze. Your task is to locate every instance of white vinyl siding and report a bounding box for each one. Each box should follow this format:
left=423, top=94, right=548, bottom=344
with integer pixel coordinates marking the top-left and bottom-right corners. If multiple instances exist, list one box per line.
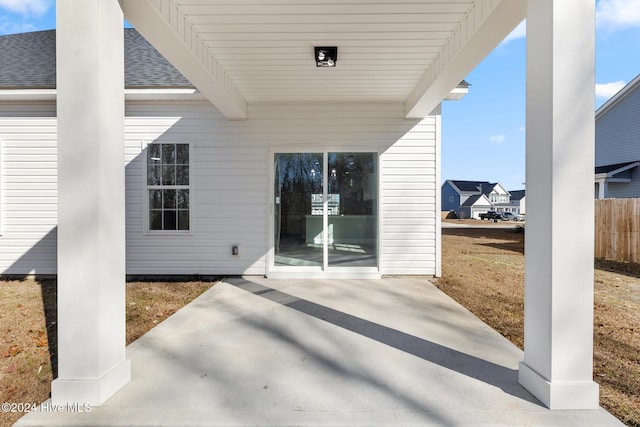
left=596, top=83, right=640, bottom=167
left=595, top=83, right=640, bottom=199
left=381, top=116, right=438, bottom=276
left=0, top=100, right=439, bottom=277
left=0, top=103, right=58, bottom=275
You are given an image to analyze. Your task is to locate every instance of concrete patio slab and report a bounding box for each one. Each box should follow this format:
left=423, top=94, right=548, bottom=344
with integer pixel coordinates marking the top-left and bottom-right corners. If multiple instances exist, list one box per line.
left=16, top=277, right=621, bottom=426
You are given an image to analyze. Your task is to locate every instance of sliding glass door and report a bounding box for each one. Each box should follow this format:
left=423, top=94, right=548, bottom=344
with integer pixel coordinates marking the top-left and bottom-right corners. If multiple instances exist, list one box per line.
left=274, top=153, right=324, bottom=266
left=327, top=152, right=377, bottom=267
left=274, top=151, right=377, bottom=271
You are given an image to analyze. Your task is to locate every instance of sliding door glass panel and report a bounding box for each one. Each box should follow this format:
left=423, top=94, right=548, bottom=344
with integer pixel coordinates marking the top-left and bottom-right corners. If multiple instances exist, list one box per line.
left=327, top=152, right=377, bottom=267
left=274, top=153, right=324, bottom=266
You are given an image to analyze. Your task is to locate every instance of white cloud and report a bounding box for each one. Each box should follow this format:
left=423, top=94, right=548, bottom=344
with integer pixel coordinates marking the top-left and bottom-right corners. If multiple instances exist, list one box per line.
left=597, top=0, right=640, bottom=31
left=489, top=135, right=506, bottom=144
left=0, top=0, right=52, bottom=17
left=501, top=20, right=526, bottom=45
left=519, top=126, right=526, bottom=133
left=595, top=80, right=626, bottom=98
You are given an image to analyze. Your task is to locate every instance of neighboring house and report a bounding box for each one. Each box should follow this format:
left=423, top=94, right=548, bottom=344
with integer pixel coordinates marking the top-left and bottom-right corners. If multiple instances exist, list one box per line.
left=441, top=180, right=515, bottom=218
left=459, top=194, right=494, bottom=219
left=509, top=190, right=526, bottom=215
left=595, top=73, right=640, bottom=199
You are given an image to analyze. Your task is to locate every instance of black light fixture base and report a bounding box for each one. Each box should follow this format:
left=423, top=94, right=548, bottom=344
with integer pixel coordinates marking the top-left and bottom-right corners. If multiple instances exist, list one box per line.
left=314, top=46, right=338, bottom=67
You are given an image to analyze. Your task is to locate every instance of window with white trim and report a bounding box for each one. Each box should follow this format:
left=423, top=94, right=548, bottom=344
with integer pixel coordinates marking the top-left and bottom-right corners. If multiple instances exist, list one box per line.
left=147, top=143, right=190, bottom=231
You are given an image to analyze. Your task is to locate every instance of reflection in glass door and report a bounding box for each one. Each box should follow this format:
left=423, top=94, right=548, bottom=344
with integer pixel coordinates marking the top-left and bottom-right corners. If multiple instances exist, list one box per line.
left=274, top=153, right=323, bottom=266
left=274, top=152, right=377, bottom=269
left=328, top=152, right=377, bottom=266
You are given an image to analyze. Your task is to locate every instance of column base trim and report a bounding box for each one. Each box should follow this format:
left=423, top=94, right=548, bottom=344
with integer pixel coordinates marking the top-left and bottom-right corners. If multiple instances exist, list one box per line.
left=52, top=359, right=131, bottom=406
left=519, top=361, right=599, bottom=409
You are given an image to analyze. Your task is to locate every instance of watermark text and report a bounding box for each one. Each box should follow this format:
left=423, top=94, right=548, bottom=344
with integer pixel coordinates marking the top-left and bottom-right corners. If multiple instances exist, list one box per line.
left=2, top=401, right=91, bottom=413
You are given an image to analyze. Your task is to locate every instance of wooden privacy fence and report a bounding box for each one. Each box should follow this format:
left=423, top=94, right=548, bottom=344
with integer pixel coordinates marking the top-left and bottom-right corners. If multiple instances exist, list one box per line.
left=595, top=198, right=640, bottom=263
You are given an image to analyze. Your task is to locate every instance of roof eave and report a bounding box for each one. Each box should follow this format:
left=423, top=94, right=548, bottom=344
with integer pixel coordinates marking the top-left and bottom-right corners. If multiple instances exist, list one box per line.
left=0, top=88, right=205, bottom=102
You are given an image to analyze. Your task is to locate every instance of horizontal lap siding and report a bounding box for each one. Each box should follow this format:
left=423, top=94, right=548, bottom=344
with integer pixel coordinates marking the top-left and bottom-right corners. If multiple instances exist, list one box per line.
left=0, top=103, right=58, bottom=275
left=381, top=117, right=438, bottom=275
left=596, top=86, right=640, bottom=167
left=0, top=101, right=438, bottom=277
left=125, top=102, right=267, bottom=275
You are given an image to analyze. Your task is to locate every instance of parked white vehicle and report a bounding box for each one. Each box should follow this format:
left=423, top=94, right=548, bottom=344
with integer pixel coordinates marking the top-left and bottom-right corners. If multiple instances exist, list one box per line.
left=502, top=212, right=524, bottom=221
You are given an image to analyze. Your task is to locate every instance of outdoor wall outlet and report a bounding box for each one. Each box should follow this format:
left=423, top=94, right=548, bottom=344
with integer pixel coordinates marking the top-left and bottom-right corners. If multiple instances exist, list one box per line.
left=232, top=245, right=239, bottom=256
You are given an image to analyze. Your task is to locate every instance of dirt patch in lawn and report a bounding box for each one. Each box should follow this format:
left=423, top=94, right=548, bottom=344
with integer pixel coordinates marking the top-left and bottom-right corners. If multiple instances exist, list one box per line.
left=433, top=228, right=640, bottom=426
left=0, top=279, right=215, bottom=427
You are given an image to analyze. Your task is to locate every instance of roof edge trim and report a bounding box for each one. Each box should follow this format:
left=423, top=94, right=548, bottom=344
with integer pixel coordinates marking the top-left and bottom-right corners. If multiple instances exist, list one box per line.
left=0, top=88, right=207, bottom=102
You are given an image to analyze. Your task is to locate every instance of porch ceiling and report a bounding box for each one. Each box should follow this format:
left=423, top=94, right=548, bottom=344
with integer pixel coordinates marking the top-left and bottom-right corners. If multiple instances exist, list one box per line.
left=121, top=0, right=525, bottom=119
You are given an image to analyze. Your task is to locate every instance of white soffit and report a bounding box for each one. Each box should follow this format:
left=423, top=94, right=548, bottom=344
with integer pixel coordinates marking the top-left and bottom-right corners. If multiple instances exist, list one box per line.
left=122, top=0, right=525, bottom=119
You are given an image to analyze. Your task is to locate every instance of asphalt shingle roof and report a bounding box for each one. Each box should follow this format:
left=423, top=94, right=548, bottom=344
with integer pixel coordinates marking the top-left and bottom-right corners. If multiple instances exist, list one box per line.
left=460, top=194, right=483, bottom=207
left=0, top=29, right=193, bottom=89
left=450, top=180, right=490, bottom=192
left=595, top=161, right=639, bottom=174
left=509, top=190, right=525, bottom=201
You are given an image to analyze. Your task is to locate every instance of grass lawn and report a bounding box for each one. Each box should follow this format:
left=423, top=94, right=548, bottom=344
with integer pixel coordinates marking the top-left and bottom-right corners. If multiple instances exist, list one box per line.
left=435, top=225, right=640, bottom=426
left=0, top=279, right=215, bottom=427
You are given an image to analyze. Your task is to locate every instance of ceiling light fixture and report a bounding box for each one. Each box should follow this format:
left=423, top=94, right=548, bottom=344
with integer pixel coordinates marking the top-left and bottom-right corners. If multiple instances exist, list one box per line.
left=314, top=46, right=337, bottom=67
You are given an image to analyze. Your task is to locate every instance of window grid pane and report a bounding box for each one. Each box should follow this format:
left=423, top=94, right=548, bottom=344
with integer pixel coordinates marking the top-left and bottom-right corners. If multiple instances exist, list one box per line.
left=147, top=143, right=190, bottom=231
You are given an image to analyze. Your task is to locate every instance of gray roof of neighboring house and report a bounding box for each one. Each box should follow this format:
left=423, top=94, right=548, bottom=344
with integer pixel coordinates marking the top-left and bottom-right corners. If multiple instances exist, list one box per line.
left=450, top=180, right=490, bottom=193
left=449, top=180, right=511, bottom=196
left=460, top=194, right=484, bottom=207
left=0, top=29, right=193, bottom=89
left=509, top=190, right=525, bottom=201
left=594, top=161, right=640, bottom=175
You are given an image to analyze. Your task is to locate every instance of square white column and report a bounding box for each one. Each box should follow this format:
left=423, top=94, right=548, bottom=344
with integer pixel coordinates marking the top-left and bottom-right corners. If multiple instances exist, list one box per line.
left=52, top=0, right=130, bottom=405
left=519, top=0, right=599, bottom=409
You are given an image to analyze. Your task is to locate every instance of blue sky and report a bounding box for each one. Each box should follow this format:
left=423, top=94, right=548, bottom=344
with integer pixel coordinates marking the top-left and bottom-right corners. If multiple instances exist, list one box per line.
left=0, top=0, right=638, bottom=191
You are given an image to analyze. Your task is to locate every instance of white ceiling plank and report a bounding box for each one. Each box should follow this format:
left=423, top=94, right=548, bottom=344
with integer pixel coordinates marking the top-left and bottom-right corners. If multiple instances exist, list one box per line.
left=197, top=31, right=453, bottom=41
left=203, top=39, right=448, bottom=48
left=193, top=23, right=458, bottom=33
left=180, top=0, right=470, bottom=4
left=179, top=4, right=472, bottom=15
left=185, top=13, right=466, bottom=25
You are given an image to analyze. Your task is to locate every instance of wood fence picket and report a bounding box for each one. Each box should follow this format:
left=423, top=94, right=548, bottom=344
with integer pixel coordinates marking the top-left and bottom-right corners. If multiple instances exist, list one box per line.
left=595, top=198, right=640, bottom=263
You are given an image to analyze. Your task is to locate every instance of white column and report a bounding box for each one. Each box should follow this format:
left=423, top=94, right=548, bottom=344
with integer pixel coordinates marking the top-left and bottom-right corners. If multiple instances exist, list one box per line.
left=52, top=0, right=130, bottom=405
left=597, top=180, right=608, bottom=199
left=519, top=0, right=599, bottom=409
left=434, top=105, right=443, bottom=277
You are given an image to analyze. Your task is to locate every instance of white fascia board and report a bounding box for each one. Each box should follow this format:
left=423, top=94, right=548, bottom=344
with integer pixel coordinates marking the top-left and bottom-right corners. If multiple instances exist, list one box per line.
left=493, top=183, right=510, bottom=194
left=124, top=88, right=207, bottom=101
left=121, top=0, right=248, bottom=120
left=0, top=88, right=206, bottom=102
left=607, top=161, right=640, bottom=177
left=472, top=195, right=493, bottom=207
left=0, top=89, right=57, bottom=101
left=405, top=0, right=526, bottom=118
left=443, top=86, right=469, bottom=101
left=596, top=73, right=640, bottom=120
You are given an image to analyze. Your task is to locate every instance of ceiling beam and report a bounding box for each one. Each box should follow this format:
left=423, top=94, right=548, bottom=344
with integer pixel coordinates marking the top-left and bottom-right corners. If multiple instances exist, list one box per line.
left=404, top=0, right=526, bottom=118
left=121, top=0, right=248, bottom=120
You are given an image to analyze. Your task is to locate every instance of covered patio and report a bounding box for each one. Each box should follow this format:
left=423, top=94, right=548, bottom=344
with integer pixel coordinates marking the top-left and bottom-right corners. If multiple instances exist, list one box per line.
left=17, top=278, right=620, bottom=426
left=51, top=0, right=600, bottom=414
